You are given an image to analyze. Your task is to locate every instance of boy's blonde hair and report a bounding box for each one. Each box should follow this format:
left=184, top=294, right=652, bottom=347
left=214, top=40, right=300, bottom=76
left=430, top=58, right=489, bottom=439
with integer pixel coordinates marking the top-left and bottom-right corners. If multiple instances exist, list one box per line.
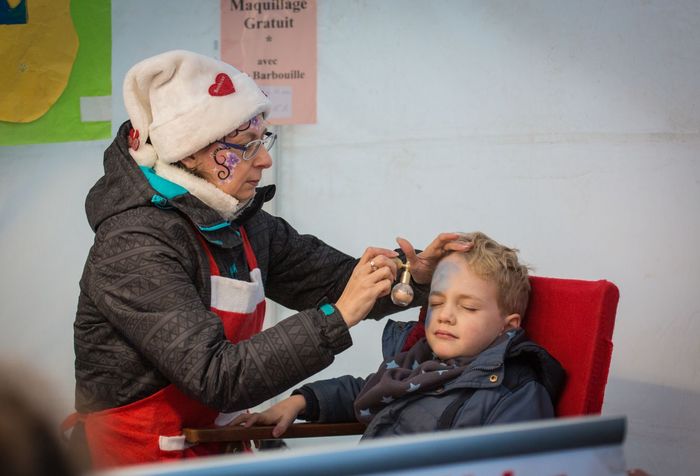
left=453, top=232, right=531, bottom=317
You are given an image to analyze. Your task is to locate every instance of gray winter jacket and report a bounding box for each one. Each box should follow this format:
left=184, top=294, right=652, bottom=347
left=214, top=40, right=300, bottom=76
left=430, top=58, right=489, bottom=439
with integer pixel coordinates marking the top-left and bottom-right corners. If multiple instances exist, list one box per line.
left=295, top=325, right=565, bottom=439
left=73, top=122, right=427, bottom=414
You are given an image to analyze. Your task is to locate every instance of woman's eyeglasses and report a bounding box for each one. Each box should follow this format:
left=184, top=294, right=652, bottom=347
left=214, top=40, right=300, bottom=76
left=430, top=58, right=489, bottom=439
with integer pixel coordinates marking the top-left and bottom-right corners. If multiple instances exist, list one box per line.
left=217, top=131, right=277, bottom=161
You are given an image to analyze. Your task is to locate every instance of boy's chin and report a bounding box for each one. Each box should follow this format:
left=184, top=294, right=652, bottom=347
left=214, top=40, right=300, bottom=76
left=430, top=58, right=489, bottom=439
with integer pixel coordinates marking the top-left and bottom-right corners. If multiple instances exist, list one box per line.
left=430, top=345, right=460, bottom=361
left=429, top=340, right=479, bottom=361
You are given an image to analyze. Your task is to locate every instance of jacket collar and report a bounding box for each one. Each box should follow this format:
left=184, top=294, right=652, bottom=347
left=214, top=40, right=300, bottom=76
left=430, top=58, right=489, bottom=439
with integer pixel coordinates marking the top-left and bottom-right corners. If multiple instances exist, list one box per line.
left=446, top=328, right=565, bottom=404
left=116, top=121, right=275, bottom=248
left=465, top=328, right=526, bottom=369
left=145, top=171, right=275, bottom=248
left=447, top=328, right=529, bottom=386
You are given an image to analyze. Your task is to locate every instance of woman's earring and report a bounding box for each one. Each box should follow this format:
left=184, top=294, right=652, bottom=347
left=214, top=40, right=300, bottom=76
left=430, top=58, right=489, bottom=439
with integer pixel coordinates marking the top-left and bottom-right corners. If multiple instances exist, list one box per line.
left=391, top=261, right=414, bottom=307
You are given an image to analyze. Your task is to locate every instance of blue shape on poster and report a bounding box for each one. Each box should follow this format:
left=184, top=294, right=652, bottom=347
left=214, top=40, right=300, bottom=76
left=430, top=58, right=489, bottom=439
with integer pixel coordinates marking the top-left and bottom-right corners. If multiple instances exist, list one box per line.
left=0, top=0, right=27, bottom=25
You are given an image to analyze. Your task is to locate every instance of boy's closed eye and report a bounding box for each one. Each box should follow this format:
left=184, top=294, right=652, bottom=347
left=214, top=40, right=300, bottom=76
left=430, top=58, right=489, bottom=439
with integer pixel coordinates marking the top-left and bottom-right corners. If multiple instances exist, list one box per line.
left=429, top=296, right=479, bottom=309
left=460, top=305, right=478, bottom=312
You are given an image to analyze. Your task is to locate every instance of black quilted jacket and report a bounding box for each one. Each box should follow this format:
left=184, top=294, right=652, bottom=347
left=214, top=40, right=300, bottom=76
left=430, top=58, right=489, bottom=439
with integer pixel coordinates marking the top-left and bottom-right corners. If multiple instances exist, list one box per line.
left=73, top=122, right=426, bottom=413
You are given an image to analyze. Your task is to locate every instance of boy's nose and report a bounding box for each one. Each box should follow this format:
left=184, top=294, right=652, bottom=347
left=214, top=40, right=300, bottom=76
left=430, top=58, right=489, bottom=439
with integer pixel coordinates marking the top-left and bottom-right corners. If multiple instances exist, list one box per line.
left=436, top=306, right=456, bottom=324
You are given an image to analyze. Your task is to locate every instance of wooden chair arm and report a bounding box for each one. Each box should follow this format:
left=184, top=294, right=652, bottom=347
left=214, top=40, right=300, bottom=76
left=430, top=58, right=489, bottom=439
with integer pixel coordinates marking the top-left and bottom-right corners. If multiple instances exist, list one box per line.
left=183, top=422, right=365, bottom=444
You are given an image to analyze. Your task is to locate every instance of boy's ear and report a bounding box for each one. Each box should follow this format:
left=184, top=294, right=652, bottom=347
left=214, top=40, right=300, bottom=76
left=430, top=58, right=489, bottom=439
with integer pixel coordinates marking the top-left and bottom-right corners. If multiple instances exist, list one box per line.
left=503, top=313, right=521, bottom=332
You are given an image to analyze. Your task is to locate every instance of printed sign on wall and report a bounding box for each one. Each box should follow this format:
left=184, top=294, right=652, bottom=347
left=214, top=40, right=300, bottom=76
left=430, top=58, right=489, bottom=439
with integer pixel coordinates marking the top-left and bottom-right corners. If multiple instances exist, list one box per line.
left=221, top=0, right=317, bottom=124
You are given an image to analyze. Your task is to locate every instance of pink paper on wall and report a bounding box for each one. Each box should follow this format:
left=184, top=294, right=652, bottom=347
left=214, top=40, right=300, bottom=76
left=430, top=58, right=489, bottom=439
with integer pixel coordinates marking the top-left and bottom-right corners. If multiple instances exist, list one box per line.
left=221, top=0, right=317, bottom=124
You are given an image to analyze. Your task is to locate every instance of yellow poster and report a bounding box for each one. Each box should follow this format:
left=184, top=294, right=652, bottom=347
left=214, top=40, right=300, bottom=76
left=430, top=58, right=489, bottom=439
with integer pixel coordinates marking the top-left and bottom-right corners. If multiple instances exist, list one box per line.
left=0, top=0, right=111, bottom=145
left=0, top=0, right=79, bottom=123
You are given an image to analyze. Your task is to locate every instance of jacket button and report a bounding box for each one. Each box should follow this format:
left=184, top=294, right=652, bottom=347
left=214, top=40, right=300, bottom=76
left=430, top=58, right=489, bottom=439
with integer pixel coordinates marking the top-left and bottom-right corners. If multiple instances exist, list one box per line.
left=489, top=374, right=498, bottom=383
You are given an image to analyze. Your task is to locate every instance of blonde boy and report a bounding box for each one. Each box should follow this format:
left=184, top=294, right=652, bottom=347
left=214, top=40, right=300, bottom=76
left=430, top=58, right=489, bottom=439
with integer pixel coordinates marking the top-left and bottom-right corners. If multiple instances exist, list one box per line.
left=234, top=232, right=565, bottom=438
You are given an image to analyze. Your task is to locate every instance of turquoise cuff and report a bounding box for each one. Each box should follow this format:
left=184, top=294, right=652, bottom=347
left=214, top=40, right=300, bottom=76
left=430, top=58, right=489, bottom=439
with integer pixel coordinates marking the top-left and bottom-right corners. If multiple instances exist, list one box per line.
left=319, top=303, right=336, bottom=317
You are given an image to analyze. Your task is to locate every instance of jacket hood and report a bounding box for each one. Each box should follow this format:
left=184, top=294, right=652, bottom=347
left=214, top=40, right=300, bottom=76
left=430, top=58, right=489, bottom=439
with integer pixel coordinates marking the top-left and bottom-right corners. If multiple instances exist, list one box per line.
left=85, top=122, right=154, bottom=232
left=85, top=121, right=275, bottom=246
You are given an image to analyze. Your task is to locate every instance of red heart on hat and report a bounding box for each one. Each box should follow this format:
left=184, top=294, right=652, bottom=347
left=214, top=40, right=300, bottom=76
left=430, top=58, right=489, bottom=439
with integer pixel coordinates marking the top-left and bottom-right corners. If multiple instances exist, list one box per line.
left=209, top=73, right=235, bottom=96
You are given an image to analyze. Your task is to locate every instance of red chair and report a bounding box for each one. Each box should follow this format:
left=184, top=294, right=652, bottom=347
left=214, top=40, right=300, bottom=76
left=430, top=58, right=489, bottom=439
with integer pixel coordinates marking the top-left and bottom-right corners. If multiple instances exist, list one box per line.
left=184, top=276, right=619, bottom=444
left=524, top=276, right=619, bottom=416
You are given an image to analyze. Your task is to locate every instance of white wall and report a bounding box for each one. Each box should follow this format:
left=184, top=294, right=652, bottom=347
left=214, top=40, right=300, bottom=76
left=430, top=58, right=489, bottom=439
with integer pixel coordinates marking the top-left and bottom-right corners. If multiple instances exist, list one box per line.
left=1, top=1, right=698, bottom=474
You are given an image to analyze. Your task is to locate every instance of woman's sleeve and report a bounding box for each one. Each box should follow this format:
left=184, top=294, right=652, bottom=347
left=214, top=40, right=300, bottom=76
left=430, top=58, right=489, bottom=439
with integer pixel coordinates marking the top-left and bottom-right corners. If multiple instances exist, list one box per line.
left=86, top=226, right=353, bottom=413
left=262, top=212, right=429, bottom=316
left=262, top=213, right=357, bottom=310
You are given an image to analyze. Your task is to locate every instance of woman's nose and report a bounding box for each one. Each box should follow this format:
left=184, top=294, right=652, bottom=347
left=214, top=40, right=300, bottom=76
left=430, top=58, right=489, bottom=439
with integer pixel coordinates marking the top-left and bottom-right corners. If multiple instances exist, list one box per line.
left=253, top=147, right=273, bottom=169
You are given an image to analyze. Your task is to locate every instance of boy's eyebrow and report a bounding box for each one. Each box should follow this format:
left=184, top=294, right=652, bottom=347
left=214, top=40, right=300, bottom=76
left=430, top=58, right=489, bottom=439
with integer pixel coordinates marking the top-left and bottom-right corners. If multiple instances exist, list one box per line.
left=429, top=291, right=484, bottom=303
left=459, top=294, right=484, bottom=303
left=458, top=294, right=484, bottom=303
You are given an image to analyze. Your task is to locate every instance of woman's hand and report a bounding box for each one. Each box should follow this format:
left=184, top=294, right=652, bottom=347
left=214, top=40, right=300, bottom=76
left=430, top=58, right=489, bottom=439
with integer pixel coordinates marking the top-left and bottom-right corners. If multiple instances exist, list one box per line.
left=396, top=233, right=473, bottom=284
left=229, top=395, right=307, bottom=438
left=335, top=247, right=399, bottom=328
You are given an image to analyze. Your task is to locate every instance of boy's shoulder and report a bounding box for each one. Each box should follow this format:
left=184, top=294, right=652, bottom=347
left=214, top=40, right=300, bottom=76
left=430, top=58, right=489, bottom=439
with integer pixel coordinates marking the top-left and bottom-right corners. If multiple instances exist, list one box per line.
left=503, top=334, right=566, bottom=402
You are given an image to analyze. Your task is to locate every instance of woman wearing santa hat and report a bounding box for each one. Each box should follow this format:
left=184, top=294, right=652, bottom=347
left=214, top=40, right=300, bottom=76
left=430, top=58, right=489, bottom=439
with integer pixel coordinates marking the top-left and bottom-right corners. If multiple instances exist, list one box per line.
left=66, top=50, right=470, bottom=468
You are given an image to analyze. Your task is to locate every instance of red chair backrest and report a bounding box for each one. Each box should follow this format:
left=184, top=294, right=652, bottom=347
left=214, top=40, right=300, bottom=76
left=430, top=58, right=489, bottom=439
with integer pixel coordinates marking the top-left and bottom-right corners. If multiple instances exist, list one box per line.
left=524, top=276, right=619, bottom=416
left=406, top=276, right=619, bottom=417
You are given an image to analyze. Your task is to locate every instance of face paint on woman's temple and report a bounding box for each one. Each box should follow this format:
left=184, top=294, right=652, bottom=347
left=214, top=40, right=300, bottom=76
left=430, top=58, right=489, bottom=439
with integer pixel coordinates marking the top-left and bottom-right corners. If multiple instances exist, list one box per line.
left=249, top=116, right=264, bottom=132
left=220, top=150, right=242, bottom=183
left=211, top=146, right=242, bottom=183
left=227, top=115, right=265, bottom=138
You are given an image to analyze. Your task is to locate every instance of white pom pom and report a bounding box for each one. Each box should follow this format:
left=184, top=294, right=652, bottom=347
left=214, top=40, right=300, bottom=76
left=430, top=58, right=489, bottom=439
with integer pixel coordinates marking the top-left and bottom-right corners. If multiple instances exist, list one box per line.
left=129, top=143, right=157, bottom=167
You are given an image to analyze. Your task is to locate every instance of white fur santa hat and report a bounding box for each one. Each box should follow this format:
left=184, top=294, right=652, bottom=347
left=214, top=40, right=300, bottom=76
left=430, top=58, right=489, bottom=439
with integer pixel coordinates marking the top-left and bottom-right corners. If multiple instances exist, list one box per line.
left=122, top=50, right=271, bottom=220
left=123, top=49, right=271, bottom=167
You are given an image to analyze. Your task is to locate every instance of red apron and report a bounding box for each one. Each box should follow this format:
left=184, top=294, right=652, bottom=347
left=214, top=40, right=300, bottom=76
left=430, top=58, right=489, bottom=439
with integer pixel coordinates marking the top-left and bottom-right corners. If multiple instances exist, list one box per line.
left=65, top=227, right=266, bottom=468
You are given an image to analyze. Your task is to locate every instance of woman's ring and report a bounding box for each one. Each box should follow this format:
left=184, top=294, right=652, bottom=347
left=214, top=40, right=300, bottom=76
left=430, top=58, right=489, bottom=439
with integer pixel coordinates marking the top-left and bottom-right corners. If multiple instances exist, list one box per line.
left=370, top=260, right=377, bottom=271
